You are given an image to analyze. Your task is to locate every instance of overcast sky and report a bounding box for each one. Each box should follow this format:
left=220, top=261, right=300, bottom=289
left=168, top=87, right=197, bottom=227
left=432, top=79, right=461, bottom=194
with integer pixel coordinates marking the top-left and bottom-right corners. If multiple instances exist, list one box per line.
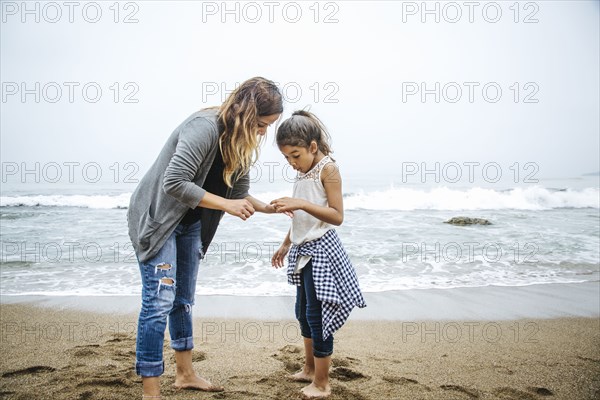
left=1, top=0, right=598, bottom=190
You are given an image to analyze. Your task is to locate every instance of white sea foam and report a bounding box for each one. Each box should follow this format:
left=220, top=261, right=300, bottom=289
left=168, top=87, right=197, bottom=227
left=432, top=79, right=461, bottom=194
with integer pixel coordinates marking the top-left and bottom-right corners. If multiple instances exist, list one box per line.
left=342, top=186, right=600, bottom=210
left=0, top=193, right=132, bottom=209
left=1, top=186, right=598, bottom=210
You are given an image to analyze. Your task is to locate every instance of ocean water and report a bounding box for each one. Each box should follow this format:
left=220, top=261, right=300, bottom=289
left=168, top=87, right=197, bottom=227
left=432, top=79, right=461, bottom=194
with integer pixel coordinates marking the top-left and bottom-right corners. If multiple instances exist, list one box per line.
left=1, top=175, right=599, bottom=297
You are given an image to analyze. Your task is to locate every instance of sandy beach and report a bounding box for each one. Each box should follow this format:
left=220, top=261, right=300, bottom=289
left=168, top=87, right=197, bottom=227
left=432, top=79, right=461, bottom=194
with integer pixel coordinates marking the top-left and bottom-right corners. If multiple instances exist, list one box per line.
left=1, top=284, right=599, bottom=400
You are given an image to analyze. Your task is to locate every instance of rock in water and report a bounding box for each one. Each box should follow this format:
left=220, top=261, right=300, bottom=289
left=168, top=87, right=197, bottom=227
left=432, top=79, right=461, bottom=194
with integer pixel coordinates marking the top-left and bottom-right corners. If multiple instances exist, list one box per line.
left=444, top=217, right=492, bottom=226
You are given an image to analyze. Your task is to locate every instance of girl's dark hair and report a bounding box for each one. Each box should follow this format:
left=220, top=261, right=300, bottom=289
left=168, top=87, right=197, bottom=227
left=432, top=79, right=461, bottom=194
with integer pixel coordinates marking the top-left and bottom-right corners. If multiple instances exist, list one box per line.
left=276, top=110, right=333, bottom=156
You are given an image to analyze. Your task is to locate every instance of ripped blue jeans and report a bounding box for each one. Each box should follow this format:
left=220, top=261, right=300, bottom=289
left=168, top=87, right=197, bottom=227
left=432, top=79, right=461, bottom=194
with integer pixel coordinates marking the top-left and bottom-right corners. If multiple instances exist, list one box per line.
left=135, top=220, right=202, bottom=377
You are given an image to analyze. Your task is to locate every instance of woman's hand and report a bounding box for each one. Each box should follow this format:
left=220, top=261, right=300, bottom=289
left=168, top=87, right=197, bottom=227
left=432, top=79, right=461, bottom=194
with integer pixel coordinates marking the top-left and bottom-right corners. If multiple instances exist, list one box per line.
left=224, top=199, right=255, bottom=221
left=270, top=197, right=306, bottom=213
left=272, top=244, right=291, bottom=268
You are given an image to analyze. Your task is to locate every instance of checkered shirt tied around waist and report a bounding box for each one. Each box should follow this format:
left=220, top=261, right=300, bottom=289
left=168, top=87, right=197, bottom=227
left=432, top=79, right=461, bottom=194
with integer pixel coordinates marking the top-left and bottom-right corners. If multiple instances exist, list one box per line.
left=287, top=229, right=367, bottom=340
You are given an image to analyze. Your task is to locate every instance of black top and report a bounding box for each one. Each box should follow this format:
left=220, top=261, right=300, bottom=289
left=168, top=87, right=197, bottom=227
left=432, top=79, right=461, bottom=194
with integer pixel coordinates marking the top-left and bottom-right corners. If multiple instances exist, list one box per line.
left=180, top=146, right=227, bottom=225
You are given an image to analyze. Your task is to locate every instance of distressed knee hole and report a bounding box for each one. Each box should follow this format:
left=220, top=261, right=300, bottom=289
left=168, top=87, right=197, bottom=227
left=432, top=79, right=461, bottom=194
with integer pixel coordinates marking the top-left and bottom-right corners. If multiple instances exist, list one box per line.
left=155, top=263, right=172, bottom=275
left=157, top=276, right=175, bottom=294
left=160, top=278, right=174, bottom=285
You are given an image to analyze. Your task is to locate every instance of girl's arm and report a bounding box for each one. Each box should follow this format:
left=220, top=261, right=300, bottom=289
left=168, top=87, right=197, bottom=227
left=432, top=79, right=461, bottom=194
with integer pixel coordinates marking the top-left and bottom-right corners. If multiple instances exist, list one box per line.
left=272, top=229, right=292, bottom=268
left=246, top=195, right=294, bottom=217
left=270, top=163, right=344, bottom=226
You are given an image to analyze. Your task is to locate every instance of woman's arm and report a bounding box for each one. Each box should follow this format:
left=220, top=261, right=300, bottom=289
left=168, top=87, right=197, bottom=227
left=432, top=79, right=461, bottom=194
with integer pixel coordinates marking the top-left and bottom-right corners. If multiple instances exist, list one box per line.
left=199, top=192, right=255, bottom=221
left=162, top=118, right=255, bottom=220
left=270, top=163, right=344, bottom=226
left=163, top=118, right=216, bottom=210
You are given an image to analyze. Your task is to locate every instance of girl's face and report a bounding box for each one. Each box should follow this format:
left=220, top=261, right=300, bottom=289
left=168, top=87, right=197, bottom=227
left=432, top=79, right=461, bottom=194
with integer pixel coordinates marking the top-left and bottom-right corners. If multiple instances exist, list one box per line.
left=256, top=114, right=281, bottom=136
left=279, top=142, right=319, bottom=173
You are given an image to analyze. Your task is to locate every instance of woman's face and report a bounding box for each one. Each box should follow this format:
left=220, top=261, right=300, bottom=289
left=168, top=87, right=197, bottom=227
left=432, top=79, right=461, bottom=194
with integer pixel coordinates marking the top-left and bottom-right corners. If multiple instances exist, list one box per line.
left=256, top=114, right=281, bottom=136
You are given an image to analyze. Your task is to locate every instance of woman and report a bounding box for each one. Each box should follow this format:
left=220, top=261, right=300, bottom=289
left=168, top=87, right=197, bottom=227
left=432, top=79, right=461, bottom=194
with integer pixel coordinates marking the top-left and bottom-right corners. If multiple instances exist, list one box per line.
left=127, top=77, right=283, bottom=399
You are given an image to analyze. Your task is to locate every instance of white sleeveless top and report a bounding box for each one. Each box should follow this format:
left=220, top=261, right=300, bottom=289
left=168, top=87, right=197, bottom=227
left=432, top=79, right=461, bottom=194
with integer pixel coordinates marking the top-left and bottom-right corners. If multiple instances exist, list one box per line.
left=290, top=156, right=335, bottom=245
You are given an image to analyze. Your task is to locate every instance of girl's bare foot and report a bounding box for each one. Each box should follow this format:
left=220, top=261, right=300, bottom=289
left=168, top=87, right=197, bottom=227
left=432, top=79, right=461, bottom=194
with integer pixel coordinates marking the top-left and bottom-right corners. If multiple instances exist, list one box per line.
left=290, top=369, right=314, bottom=382
left=173, top=375, right=224, bottom=392
left=300, top=382, right=331, bottom=399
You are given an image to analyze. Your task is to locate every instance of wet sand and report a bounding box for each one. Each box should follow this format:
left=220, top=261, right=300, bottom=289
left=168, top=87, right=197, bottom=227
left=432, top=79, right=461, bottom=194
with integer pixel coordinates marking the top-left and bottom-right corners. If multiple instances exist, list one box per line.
left=1, top=283, right=599, bottom=399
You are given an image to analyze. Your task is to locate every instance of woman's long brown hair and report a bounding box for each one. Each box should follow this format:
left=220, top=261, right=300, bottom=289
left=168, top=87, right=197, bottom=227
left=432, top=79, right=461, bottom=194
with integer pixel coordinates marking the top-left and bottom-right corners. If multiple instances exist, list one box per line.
left=218, top=77, right=283, bottom=187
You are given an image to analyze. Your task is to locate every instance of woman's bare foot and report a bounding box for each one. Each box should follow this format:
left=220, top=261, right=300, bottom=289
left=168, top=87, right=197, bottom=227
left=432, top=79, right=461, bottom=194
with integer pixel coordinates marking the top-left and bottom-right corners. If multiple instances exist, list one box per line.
left=290, top=369, right=314, bottom=382
left=173, top=375, right=223, bottom=392
left=300, top=382, right=331, bottom=399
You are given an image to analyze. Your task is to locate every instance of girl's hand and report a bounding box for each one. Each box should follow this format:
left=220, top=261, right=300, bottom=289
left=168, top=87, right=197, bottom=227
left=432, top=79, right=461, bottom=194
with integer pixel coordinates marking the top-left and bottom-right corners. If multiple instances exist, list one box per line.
left=224, top=199, right=255, bottom=221
left=263, top=204, right=293, bottom=218
left=270, top=197, right=305, bottom=213
left=272, top=244, right=291, bottom=268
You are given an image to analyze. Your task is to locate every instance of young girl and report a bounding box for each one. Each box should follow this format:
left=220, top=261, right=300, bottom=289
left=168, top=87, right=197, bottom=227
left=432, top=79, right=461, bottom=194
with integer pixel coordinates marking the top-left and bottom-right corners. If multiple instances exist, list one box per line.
left=271, top=110, right=366, bottom=399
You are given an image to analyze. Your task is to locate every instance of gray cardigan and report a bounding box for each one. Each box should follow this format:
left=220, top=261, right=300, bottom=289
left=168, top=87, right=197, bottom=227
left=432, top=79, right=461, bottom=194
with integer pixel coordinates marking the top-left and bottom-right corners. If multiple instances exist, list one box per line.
left=127, top=109, right=249, bottom=263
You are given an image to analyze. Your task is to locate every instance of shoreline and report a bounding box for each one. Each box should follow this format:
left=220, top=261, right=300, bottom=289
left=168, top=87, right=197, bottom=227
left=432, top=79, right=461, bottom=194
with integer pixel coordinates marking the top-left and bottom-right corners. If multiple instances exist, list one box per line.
left=2, top=281, right=598, bottom=320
